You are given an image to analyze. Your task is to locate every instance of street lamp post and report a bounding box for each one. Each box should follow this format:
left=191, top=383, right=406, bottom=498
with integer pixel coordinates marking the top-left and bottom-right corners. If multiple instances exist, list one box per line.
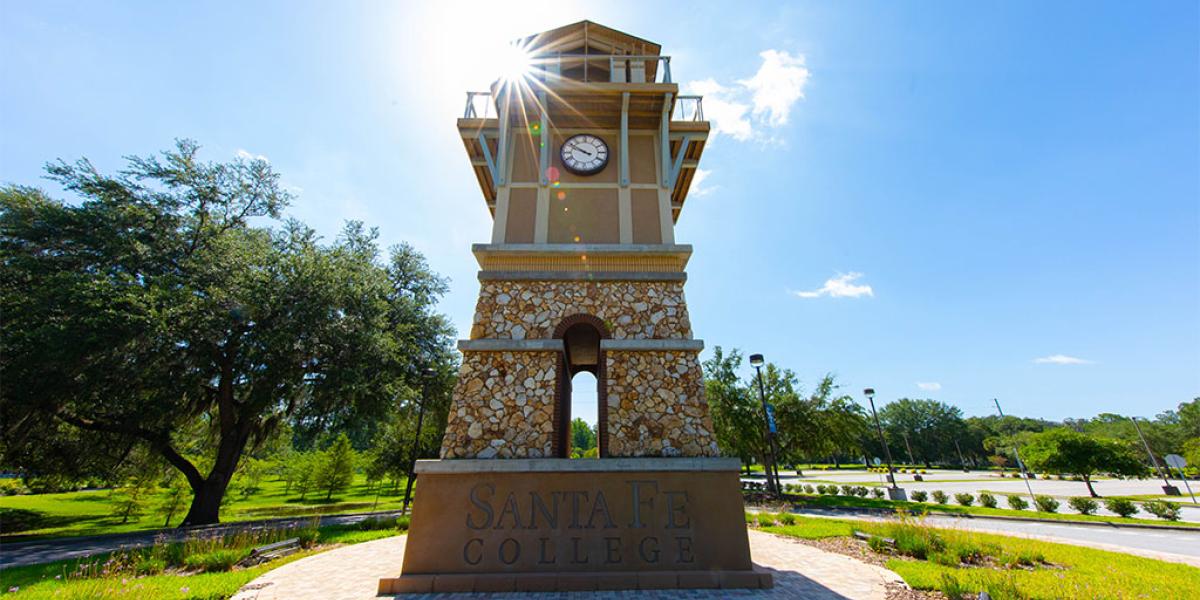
left=402, top=368, right=436, bottom=514
left=1131, top=416, right=1179, bottom=496
left=863, top=388, right=905, bottom=501
left=749, top=354, right=782, bottom=495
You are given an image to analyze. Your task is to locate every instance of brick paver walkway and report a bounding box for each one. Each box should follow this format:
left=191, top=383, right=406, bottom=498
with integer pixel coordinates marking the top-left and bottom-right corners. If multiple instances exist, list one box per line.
left=232, top=530, right=902, bottom=600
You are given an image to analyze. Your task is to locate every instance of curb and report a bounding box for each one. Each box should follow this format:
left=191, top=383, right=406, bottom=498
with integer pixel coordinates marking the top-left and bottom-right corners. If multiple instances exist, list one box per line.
left=784, top=503, right=1200, bottom=533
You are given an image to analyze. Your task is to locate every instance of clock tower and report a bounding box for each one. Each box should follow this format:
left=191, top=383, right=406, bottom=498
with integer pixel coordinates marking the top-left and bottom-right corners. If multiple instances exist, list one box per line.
left=380, top=21, right=769, bottom=592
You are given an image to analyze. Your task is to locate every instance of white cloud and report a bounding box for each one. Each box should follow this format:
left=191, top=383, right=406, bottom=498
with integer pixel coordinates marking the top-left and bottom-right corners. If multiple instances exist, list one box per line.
left=690, top=168, right=716, bottom=196
left=739, top=50, right=809, bottom=127
left=235, top=149, right=269, bottom=163
left=1033, top=354, right=1094, bottom=365
left=916, top=382, right=942, bottom=392
left=791, top=272, right=874, bottom=299
left=682, top=49, right=809, bottom=143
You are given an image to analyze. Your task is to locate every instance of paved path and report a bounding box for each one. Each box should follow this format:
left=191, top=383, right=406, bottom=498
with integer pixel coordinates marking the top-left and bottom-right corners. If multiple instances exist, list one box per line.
left=231, top=531, right=903, bottom=600
left=792, top=508, right=1200, bottom=566
left=0, top=511, right=403, bottom=568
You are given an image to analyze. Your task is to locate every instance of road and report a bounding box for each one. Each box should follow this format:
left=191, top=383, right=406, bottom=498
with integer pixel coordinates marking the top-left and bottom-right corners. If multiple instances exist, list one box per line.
left=0, top=510, right=402, bottom=568
left=791, top=507, right=1200, bottom=566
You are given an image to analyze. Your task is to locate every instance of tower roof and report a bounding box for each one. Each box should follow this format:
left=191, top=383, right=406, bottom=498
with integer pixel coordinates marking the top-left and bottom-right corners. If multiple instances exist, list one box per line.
left=519, top=20, right=661, bottom=59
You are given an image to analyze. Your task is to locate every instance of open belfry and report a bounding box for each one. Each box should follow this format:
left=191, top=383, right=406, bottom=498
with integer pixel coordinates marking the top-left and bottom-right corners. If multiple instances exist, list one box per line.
left=380, top=21, right=769, bottom=592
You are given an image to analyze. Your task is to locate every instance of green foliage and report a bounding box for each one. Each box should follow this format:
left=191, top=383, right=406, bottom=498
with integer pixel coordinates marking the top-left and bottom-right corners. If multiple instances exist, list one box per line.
left=755, top=512, right=777, bottom=527
left=841, top=484, right=854, bottom=496
left=911, top=490, right=928, bottom=502
left=1142, top=500, right=1182, bottom=521
left=1068, top=496, right=1098, bottom=515
left=182, top=549, right=243, bottom=572
left=877, top=399, right=967, bottom=467
left=978, top=492, right=997, bottom=508
left=570, top=418, right=597, bottom=456
left=1034, top=495, right=1060, bottom=513
left=1007, top=494, right=1029, bottom=510
left=0, top=142, right=456, bottom=526
left=931, top=490, right=948, bottom=504
left=157, top=477, right=190, bottom=527
left=1022, top=428, right=1145, bottom=497
left=953, top=492, right=974, bottom=506
left=779, top=513, right=796, bottom=525
left=316, top=434, right=356, bottom=501
left=871, top=487, right=884, bottom=499
left=109, top=477, right=157, bottom=524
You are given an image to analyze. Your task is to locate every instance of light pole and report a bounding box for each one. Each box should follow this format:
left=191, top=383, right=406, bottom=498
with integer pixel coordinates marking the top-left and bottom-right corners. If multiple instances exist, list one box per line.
left=994, top=398, right=1038, bottom=510
left=863, top=388, right=905, bottom=501
left=900, top=431, right=917, bottom=467
left=749, top=354, right=781, bottom=495
left=1131, top=416, right=1179, bottom=496
left=402, top=367, right=436, bottom=514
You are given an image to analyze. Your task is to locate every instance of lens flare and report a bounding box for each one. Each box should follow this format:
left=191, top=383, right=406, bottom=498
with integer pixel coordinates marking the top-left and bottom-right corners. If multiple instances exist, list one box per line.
left=497, top=43, right=532, bottom=82
left=556, top=191, right=566, bottom=200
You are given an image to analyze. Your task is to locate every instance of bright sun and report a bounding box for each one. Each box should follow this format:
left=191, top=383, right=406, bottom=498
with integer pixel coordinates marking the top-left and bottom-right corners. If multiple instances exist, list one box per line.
left=494, top=43, right=533, bottom=81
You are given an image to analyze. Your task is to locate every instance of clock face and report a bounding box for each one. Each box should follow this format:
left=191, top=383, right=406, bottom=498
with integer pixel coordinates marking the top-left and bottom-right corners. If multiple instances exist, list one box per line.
left=559, top=134, right=609, bottom=175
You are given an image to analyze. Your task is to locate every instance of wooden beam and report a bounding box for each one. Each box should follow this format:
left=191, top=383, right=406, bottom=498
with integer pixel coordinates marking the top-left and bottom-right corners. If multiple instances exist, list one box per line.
left=477, top=133, right=498, bottom=188
left=620, top=92, right=630, bottom=187
left=660, top=92, right=672, bottom=187
left=538, top=91, right=550, bottom=186
left=497, top=86, right=511, bottom=186
left=668, top=135, right=692, bottom=190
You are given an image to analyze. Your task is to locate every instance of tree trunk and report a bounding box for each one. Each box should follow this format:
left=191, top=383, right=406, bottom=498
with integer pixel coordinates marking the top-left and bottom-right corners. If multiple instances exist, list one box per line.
left=180, top=477, right=230, bottom=526
left=1083, top=475, right=1099, bottom=498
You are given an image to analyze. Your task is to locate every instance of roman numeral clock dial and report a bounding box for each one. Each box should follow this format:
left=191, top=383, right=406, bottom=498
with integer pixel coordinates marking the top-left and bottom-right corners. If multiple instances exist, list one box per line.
left=559, top=134, right=609, bottom=175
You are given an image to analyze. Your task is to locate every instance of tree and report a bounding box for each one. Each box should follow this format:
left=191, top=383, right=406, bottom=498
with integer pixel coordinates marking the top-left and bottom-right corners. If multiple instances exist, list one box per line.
left=703, top=348, right=765, bottom=473
left=111, top=476, right=157, bottom=524
left=290, top=452, right=319, bottom=501
left=158, top=476, right=190, bottom=527
left=0, top=141, right=454, bottom=525
left=1022, top=428, right=1144, bottom=497
left=570, top=418, right=596, bottom=456
left=878, top=399, right=968, bottom=467
left=317, top=434, right=356, bottom=501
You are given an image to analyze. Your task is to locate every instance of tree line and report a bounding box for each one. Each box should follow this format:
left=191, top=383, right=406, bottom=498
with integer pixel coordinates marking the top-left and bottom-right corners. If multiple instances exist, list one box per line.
left=703, top=347, right=1198, bottom=495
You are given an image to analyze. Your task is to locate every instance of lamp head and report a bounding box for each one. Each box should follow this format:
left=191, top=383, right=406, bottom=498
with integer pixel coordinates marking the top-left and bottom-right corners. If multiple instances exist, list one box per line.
left=863, top=388, right=875, bottom=398
left=749, top=353, right=764, bottom=367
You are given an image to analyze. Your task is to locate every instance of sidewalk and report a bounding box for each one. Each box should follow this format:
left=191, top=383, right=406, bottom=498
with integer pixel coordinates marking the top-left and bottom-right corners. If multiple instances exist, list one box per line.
left=231, top=530, right=904, bottom=600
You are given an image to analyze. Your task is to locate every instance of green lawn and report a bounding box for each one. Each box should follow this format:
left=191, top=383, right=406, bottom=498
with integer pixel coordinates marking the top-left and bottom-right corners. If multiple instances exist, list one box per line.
left=761, top=515, right=1200, bottom=599
left=0, top=474, right=410, bottom=543
left=784, top=492, right=1200, bottom=529
left=1, top=523, right=400, bottom=598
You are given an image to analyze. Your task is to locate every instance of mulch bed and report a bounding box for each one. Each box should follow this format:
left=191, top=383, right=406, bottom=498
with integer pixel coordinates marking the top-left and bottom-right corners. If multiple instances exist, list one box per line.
left=782, top=535, right=945, bottom=600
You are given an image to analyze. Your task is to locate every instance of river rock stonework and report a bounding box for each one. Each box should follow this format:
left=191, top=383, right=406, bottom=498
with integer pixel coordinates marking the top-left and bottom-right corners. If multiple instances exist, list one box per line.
left=469, top=280, right=692, bottom=340
left=440, top=350, right=557, bottom=459
left=605, top=350, right=720, bottom=457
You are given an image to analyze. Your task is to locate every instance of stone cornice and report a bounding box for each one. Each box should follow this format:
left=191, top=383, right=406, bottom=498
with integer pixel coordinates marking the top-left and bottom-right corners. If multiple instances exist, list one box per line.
left=600, top=339, right=704, bottom=351
left=415, top=457, right=741, bottom=474
left=472, top=244, right=692, bottom=273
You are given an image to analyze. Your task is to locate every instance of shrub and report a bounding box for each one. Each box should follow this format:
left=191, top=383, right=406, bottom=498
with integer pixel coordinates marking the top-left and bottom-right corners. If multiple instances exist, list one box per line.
left=1007, top=494, right=1029, bottom=510
left=978, top=492, right=997, bottom=508
left=1034, top=495, right=1060, bottom=513
left=744, top=511, right=756, bottom=525
left=1143, top=500, right=1182, bottom=521
left=297, top=525, right=321, bottom=548
left=841, top=484, right=855, bottom=496
left=396, top=515, right=411, bottom=531
left=1067, top=496, right=1098, bottom=515
left=911, top=490, right=929, bottom=502
left=1103, top=497, right=1138, bottom=518
left=954, top=493, right=975, bottom=506
left=855, top=486, right=869, bottom=497
left=823, top=485, right=836, bottom=495
left=756, top=512, right=777, bottom=527
left=134, top=556, right=166, bottom=575
left=803, top=484, right=815, bottom=494
left=871, top=487, right=884, bottom=498
left=779, top=513, right=797, bottom=525
left=183, top=549, right=242, bottom=573
left=931, top=490, right=948, bottom=504
left=815, top=484, right=827, bottom=494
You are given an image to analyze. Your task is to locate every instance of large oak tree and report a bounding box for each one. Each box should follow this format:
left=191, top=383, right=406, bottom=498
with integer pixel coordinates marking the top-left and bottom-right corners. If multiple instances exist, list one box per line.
left=1, top=141, right=454, bottom=525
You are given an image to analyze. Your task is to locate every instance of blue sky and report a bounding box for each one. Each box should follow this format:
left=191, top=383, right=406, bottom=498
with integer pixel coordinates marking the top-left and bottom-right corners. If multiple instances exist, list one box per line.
left=3, top=1, right=1197, bottom=425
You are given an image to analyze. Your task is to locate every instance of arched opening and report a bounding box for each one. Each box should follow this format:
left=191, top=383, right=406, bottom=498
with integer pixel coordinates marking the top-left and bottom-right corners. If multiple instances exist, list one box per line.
left=569, top=371, right=598, bottom=458
left=552, top=315, right=609, bottom=458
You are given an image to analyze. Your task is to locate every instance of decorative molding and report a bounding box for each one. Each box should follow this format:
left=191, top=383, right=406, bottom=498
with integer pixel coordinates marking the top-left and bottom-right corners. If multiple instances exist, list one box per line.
left=600, top=339, right=704, bottom=352
left=457, top=339, right=564, bottom=352
left=478, top=270, right=687, bottom=282
left=415, top=457, right=743, bottom=474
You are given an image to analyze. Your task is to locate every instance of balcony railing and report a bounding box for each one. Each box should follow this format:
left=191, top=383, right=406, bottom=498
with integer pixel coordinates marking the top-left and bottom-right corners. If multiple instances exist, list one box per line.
left=463, top=90, right=704, bottom=122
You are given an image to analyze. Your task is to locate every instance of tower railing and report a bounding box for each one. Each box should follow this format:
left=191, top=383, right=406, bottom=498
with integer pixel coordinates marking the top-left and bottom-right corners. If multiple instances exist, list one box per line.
left=671, top=96, right=704, bottom=122
left=464, top=90, right=704, bottom=122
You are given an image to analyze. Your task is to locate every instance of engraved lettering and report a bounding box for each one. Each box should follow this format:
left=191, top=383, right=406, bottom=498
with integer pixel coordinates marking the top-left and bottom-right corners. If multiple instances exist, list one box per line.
left=604, top=536, right=622, bottom=564
left=529, top=491, right=559, bottom=529
left=466, top=483, right=494, bottom=530
left=570, top=537, right=589, bottom=564
left=586, top=490, right=617, bottom=529
left=463, top=538, right=484, bottom=565
left=567, top=491, right=589, bottom=529
left=675, top=536, right=695, bottom=563
left=538, top=537, right=556, bottom=564
left=627, top=480, right=658, bottom=528
left=499, top=538, right=521, bottom=565
left=665, top=491, right=690, bottom=529
left=495, top=492, right=525, bottom=529
left=638, top=536, right=660, bottom=563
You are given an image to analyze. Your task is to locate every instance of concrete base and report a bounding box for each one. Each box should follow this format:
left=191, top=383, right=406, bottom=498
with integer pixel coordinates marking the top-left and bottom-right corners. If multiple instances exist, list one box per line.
left=886, top=487, right=908, bottom=501
left=379, top=458, right=769, bottom=592
left=1162, top=485, right=1182, bottom=496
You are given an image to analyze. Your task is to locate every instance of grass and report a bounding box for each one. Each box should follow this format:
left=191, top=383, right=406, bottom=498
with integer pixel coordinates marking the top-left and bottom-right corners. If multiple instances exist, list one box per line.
left=0, top=522, right=403, bottom=598
left=760, top=514, right=1200, bottom=599
left=785, top=492, right=1200, bottom=529
left=0, top=474, right=410, bottom=543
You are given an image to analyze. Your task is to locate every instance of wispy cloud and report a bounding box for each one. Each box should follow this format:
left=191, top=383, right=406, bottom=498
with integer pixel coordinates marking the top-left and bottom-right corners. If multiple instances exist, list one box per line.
left=683, top=49, right=809, bottom=144
left=791, top=272, right=874, bottom=299
left=1033, top=354, right=1093, bottom=365
left=690, top=168, right=716, bottom=197
left=916, top=382, right=942, bottom=392
left=235, top=148, right=269, bottom=163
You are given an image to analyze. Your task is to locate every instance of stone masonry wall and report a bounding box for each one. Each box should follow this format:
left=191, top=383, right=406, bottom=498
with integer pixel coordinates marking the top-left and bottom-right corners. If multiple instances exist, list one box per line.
left=605, top=350, right=720, bottom=457
left=440, top=351, right=557, bottom=459
left=469, top=280, right=691, bottom=340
